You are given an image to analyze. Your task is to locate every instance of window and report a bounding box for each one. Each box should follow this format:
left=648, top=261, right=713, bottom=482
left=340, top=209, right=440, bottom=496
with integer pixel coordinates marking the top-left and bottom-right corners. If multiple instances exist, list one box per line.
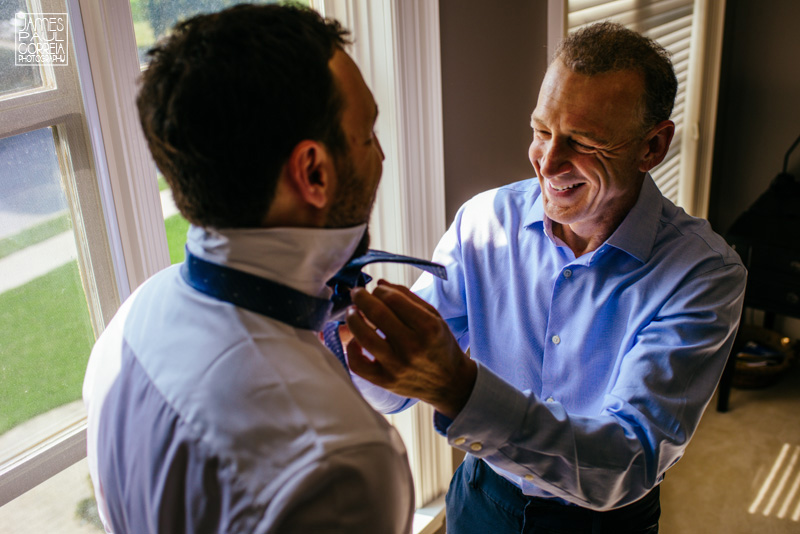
left=128, top=0, right=311, bottom=266
left=315, top=0, right=452, bottom=510
left=549, top=0, right=727, bottom=217
left=1, top=0, right=449, bottom=531
left=0, top=0, right=120, bottom=521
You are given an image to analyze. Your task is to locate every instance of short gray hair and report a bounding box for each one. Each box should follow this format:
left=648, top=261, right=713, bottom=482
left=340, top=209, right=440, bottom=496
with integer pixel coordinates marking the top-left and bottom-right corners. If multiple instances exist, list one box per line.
left=554, top=21, right=678, bottom=129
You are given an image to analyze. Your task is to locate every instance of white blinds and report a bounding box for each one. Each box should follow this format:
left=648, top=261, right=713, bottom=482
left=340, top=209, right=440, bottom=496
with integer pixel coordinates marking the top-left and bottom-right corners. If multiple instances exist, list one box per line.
left=566, top=0, right=695, bottom=204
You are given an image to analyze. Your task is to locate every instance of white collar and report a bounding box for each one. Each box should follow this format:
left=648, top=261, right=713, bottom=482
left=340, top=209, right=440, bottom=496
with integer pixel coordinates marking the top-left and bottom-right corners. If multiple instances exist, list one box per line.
left=185, top=224, right=367, bottom=299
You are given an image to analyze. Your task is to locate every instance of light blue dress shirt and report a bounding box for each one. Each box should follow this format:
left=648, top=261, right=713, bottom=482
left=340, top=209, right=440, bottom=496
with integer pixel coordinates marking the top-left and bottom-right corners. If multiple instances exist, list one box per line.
left=363, top=175, right=746, bottom=511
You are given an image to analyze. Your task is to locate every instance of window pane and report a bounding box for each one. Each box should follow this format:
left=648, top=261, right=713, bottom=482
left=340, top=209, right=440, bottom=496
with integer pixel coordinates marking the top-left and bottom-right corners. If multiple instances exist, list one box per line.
left=131, top=1, right=309, bottom=263
left=0, top=2, right=45, bottom=98
left=158, top=173, right=189, bottom=264
left=0, top=458, right=102, bottom=533
left=130, top=0, right=309, bottom=65
left=0, top=128, right=95, bottom=465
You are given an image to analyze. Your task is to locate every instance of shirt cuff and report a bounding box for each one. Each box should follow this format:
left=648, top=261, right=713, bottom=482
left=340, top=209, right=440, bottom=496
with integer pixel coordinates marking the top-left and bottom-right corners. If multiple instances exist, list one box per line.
left=437, top=361, right=528, bottom=457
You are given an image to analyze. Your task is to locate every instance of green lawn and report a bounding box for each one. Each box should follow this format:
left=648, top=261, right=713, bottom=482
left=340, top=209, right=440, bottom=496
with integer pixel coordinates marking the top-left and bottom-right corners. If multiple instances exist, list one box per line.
left=0, top=215, right=189, bottom=435
left=165, top=213, right=190, bottom=264
left=0, top=262, right=95, bottom=435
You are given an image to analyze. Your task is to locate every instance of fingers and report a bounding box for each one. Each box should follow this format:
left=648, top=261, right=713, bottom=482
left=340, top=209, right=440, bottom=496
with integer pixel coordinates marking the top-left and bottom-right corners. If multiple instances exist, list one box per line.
left=375, top=279, right=440, bottom=316
left=354, top=281, right=441, bottom=340
left=344, top=337, right=391, bottom=385
left=338, top=323, right=354, bottom=346
left=344, top=303, right=396, bottom=364
left=348, top=286, right=415, bottom=347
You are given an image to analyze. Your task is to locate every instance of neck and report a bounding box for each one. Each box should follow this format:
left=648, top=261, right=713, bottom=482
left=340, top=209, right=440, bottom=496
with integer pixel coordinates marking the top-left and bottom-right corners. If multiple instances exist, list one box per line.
left=552, top=223, right=609, bottom=258
left=185, top=224, right=367, bottom=298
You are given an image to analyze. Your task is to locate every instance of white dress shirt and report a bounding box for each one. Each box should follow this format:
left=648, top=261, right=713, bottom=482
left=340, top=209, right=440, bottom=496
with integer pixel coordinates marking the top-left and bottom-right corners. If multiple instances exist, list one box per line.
left=84, top=224, right=415, bottom=533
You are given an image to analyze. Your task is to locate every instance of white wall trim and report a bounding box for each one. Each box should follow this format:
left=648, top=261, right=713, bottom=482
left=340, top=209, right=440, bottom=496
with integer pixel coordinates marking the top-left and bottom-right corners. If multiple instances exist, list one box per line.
left=678, top=0, right=727, bottom=218
left=77, top=0, right=170, bottom=296
left=317, top=0, right=450, bottom=508
left=0, top=424, right=86, bottom=507
left=547, top=0, right=566, bottom=63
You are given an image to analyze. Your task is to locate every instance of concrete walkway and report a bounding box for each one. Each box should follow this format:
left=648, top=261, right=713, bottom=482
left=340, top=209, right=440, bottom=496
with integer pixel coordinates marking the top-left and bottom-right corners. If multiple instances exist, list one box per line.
left=0, top=189, right=179, bottom=294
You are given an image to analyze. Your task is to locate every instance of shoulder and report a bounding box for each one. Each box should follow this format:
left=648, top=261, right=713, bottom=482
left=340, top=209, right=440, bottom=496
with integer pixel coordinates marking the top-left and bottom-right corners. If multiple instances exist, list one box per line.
left=459, top=178, right=538, bottom=215
left=452, top=178, right=540, bottom=236
left=656, top=200, right=744, bottom=272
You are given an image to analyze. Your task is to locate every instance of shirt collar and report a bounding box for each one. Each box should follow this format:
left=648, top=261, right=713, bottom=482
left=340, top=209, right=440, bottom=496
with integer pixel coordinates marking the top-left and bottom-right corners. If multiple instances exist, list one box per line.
left=185, top=223, right=367, bottom=299
left=523, top=174, right=662, bottom=263
left=604, top=174, right=661, bottom=263
left=523, top=179, right=547, bottom=229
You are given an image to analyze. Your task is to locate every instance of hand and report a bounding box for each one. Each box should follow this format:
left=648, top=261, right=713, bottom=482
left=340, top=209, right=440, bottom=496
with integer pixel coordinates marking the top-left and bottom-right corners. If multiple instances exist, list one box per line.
left=345, top=280, right=477, bottom=419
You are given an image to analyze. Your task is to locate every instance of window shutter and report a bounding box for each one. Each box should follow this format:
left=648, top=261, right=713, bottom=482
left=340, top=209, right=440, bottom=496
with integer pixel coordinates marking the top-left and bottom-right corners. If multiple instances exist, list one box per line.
left=566, top=0, right=695, bottom=204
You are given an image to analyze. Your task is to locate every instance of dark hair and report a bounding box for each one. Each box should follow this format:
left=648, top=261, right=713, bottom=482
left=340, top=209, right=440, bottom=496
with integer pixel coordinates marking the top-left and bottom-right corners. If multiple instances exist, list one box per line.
left=554, top=21, right=678, bottom=129
left=137, top=3, right=350, bottom=228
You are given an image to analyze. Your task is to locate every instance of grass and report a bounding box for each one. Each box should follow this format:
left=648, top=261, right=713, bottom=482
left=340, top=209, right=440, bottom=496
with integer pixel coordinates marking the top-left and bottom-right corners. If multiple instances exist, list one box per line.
left=0, top=212, right=188, bottom=436
left=165, top=213, right=190, bottom=264
left=0, top=262, right=95, bottom=435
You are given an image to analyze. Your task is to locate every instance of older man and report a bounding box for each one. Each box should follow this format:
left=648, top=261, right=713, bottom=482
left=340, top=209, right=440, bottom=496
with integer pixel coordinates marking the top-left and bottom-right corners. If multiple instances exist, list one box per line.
left=346, top=22, right=746, bottom=533
left=83, top=5, right=413, bottom=533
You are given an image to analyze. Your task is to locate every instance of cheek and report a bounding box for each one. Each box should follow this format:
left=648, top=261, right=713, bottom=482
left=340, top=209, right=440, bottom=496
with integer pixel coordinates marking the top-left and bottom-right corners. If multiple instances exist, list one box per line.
left=528, top=141, right=546, bottom=177
left=528, top=141, right=540, bottom=166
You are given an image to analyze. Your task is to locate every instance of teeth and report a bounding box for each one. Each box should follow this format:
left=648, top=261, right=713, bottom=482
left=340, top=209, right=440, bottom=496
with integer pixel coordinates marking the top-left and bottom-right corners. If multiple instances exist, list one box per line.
left=550, top=182, right=580, bottom=192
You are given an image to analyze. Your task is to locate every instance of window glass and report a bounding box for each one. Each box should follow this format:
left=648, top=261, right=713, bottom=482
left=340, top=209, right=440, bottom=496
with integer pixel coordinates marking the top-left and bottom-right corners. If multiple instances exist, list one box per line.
left=130, top=0, right=309, bottom=65
left=0, top=128, right=94, bottom=465
left=0, top=458, right=100, bottom=533
left=129, top=0, right=309, bottom=265
left=0, top=1, right=45, bottom=98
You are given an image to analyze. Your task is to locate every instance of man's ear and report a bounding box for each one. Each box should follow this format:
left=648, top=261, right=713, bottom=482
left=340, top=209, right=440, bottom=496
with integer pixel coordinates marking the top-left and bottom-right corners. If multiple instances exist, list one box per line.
left=285, top=140, right=335, bottom=210
left=639, top=120, right=675, bottom=172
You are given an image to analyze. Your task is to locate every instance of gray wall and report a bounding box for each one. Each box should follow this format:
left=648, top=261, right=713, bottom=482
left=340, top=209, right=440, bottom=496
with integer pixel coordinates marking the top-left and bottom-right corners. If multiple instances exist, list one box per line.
left=708, top=0, right=800, bottom=234
left=708, top=0, right=800, bottom=336
left=439, top=0, right=549, bottom=224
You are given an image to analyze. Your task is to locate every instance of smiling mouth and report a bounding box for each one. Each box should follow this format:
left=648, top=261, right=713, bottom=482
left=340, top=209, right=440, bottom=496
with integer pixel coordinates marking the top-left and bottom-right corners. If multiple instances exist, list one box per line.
left=548, top=181, right=583, bottom=192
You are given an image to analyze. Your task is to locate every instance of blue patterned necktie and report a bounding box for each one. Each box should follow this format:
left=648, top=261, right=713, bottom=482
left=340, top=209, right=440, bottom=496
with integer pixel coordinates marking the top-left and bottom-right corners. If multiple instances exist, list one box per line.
left=323, top=251, right=447, bottom=371
left=180, top=250, right=447, bottom=372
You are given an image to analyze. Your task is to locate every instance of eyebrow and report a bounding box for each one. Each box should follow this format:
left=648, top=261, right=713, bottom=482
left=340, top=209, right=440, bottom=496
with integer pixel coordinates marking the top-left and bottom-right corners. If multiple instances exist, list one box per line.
left=530, top=115, right=610, bottom=146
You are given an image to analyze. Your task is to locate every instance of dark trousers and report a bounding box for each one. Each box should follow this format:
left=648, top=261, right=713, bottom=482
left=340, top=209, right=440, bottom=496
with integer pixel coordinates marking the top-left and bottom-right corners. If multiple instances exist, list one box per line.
left=445, top=455, right=660, bottom=534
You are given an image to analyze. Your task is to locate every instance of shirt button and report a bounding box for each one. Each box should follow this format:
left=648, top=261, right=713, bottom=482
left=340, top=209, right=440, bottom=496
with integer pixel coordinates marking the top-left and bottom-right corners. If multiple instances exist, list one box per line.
left=524, top=474, right=534, bottom=482
left=552, top=335, right=561, bottom=345
left=454, top=437, right=467, bottom=446
left=563, top=269, right=572, bottom=278
left=546, top=397, right=555, bottom=403
left=470, top=442, right=483, bottom=452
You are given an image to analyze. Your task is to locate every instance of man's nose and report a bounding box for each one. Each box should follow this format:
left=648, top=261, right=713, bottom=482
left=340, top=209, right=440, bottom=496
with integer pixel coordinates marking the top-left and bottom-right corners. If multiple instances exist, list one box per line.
left=538, top=139, right=573, bottom=177
left=375, top=135, right=385, bottom=161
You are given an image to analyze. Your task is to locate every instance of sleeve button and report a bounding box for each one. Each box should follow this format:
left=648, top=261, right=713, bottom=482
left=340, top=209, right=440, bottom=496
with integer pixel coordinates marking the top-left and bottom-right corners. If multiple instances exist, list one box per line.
left=454, top=437, right=467, bottom=446
left=470, top=442, right=483, bottom=452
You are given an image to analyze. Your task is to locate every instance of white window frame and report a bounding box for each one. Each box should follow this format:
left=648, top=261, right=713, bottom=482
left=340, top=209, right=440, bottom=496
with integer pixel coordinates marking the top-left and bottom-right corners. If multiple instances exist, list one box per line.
left=317, top=0, right=452, bottom=514
left=0, top=0, right=140, bottom=505
left=547, top=0, right=727, bottom=218
left=2, top=1, right=452, bottom=526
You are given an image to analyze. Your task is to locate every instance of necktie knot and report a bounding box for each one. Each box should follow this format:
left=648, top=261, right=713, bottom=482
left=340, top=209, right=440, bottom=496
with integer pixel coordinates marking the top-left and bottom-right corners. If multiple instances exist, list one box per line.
left=326, top=250, right=447, bottom=323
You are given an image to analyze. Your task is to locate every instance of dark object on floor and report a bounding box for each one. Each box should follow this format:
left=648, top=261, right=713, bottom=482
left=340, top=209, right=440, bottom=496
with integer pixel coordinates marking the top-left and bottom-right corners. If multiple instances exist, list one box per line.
left=731, top=325, right=796, bottom=389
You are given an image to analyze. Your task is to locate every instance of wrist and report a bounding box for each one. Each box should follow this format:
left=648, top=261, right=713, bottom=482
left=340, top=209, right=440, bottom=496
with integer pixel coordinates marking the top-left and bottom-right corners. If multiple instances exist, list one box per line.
left=435, top=356, right=477, bottom=420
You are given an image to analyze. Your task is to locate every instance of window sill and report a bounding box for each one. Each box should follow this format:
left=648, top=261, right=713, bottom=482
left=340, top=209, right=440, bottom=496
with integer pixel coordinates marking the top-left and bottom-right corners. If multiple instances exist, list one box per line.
left=413, top=494, right=446, bottom=534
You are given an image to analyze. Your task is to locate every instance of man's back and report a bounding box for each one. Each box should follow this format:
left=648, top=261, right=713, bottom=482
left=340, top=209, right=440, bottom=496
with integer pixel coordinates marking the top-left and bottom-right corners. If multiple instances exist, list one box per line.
left=84, top=228, right=414, bottom=533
